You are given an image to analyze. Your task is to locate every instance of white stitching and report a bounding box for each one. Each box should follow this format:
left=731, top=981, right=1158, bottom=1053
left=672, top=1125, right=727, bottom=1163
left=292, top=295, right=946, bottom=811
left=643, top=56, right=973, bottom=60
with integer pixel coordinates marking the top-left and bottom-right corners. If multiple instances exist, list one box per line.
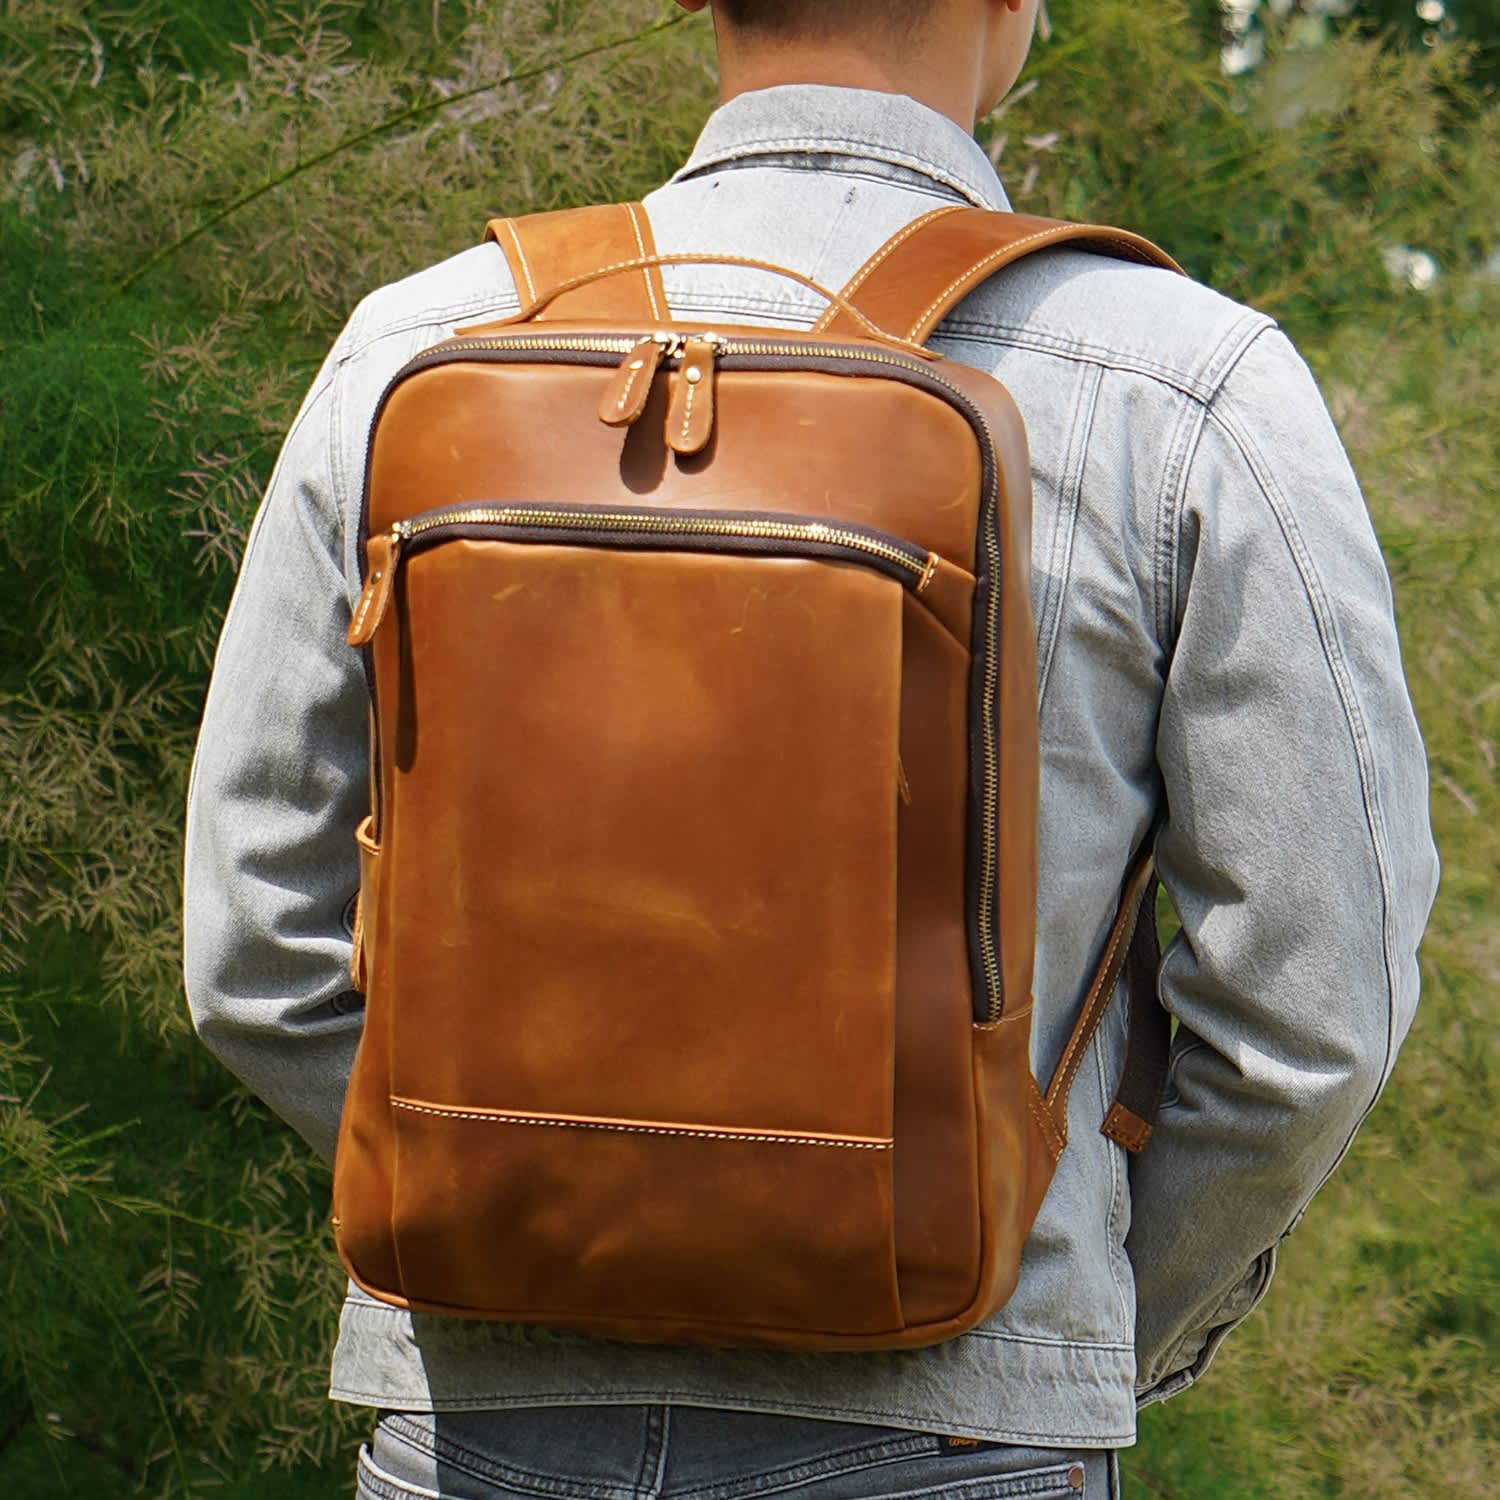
left=502, top=219, right=537, bottom=302
left=908, top=230, right=1170, bottom=340
left=848, top=205, right=965, bottom=293
left=906, top=229, right=1058, bottom=339
left=626, top=203, right=662, bottom=320
left=350, top=581, right=377, bottom=637
left=1049, top=898, right=1136, bottom=1100
left=390, top=1099, right=892, bottom=1150
left=1026, top=1087, right=1064, bottom=1161
left=613, top=353, right=650, bottom=415
left=678, top=371, right=697, bottom=443
left=810, top=204, right=964, bottom=332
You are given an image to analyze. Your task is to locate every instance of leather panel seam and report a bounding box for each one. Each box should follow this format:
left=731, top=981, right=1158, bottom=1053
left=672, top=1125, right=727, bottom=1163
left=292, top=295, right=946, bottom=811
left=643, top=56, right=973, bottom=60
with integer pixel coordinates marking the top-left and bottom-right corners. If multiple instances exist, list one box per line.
left=389, top=1098, right=893, bottom=1150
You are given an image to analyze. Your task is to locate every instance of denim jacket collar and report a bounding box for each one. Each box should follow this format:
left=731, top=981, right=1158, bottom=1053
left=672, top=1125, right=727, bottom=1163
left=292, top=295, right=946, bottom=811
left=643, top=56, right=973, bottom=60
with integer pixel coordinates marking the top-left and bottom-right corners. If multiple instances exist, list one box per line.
left=668, top=83, right=1012, bottom=212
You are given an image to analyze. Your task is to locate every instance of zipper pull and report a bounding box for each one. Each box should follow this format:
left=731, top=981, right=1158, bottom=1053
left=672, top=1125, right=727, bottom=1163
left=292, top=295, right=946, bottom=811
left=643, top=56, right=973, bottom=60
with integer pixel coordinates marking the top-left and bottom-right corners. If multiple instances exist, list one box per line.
left=667, top=336, right=720, bottom=457
left=598, top=337, right=668, bottom=428
left=347, top=526, right=404, bottom=646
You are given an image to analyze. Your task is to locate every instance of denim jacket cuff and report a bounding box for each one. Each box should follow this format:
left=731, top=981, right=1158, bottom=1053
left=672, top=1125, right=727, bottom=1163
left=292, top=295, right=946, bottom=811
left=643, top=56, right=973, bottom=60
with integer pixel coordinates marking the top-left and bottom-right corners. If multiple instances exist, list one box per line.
left=1135, top=1240, right=1280, bottom=1408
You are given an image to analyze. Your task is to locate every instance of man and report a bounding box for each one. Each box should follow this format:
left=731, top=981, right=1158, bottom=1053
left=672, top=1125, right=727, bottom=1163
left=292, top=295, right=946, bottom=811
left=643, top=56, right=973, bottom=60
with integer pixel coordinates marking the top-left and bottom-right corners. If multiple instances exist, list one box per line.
left=182, top=1, right=1439, bottom=1495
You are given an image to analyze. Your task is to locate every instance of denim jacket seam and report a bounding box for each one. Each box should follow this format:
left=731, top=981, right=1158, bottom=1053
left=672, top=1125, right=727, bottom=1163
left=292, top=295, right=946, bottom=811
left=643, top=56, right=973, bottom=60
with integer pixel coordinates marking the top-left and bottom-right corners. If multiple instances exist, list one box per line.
left=664, top=294, right=820, bottom=323
left=1153, top=386, right=1210, bottom=648
left=940, top=306, right=1273, bottom=405
left=329, top=359, right=352, bottom=593
left=688, top=155, right=968, bottom=204
left=938, top=325, right=1221, bottom=403
left=337, top=288, right=520, bottom=366
left=1195, top=306, right=1276, bottom=391
left=959, top=1328, right=1133, bottom=1352
left=673, top=135, right=1000, bottom=207
left=1095, top=1000, right=1133, bottom=1342
left=338, top=1290, right=1135, bottom=1353
left=1201, top=390, right=1398, bottom=1134
left=1034, top=361, right=1101, bottom=713
left=336, top=1385, right=1135, bottom=1447
left=1152, top=315, right=1281, bottom=641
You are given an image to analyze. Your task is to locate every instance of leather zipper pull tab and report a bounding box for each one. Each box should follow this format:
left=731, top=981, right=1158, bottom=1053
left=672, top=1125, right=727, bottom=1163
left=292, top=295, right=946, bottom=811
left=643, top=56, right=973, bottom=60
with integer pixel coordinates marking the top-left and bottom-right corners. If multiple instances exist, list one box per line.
left=667, top=337, right=718, bottom=456
left=347, top=528, right=403, bottom=646
left=599, top=338, right=666, bottom=428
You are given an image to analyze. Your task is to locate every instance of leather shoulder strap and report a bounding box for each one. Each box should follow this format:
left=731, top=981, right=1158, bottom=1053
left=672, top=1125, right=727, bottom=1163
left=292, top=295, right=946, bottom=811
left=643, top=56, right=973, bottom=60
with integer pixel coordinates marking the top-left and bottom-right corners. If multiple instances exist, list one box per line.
left=1036, top=848, right=1170, bottom=1156
left=484, top=202, right=669, bottom=324
left=815, top=205, right=1183, bottom=345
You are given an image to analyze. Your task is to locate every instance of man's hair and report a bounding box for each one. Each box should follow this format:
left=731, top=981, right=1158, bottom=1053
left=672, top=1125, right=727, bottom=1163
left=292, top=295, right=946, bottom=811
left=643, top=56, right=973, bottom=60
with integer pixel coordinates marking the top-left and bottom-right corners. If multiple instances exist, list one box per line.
left=713, top=0, right=935, bottom=37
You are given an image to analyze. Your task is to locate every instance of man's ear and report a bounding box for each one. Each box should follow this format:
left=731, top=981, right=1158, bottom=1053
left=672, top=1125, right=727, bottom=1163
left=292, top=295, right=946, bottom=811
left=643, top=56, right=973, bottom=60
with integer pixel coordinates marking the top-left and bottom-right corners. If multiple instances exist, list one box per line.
left=675, top=0, right=710, bottom=12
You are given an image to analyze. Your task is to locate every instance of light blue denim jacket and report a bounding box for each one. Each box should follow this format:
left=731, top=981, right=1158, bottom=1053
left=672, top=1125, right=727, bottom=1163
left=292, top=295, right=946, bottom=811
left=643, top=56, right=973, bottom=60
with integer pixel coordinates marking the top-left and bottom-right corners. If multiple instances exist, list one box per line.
left=182, top=85, right=1439, bottom=1447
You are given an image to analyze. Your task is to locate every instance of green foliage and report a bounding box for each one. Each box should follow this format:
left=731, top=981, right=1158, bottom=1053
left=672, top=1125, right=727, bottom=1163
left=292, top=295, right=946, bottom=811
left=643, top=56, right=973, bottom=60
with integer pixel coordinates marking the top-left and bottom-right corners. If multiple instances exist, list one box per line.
left=993, top=0, right=1497, bottom=326
left=2, top=2, right=711, bottom=1491
left=0, top=0, right=1495, bottom=1494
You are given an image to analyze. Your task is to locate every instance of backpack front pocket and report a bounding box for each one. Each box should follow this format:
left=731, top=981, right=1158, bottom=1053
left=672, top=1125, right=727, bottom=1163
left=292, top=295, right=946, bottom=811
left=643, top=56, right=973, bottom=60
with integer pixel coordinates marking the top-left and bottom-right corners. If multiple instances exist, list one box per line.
left=353, top=503, right=937, bottom=1338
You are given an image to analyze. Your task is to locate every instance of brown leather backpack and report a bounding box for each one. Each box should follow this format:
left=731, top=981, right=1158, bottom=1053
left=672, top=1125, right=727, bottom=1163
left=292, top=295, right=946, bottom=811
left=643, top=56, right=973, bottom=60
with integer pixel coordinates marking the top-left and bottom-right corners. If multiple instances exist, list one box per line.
left=333, top=201, right=1177, bottom=1350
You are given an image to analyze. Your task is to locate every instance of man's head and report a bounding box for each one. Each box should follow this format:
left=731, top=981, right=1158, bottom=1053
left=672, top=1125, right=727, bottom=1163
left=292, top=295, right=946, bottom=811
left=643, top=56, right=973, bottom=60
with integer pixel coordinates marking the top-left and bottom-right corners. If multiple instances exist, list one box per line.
left=674, top=0, right=1041, bottom=131
left=710, top=1, right=935, bottom=39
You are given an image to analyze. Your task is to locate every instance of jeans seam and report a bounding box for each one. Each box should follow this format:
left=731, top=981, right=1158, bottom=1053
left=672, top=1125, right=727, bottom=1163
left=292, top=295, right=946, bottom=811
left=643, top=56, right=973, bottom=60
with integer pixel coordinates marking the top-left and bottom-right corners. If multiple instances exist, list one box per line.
left=381, top=1413, right=639, bottom=1500
left=642, top=1405, right=669, bottom=1496
left=358, top=1443, right=438, bottom=1500
left=675, top=1435, right=936, bottom=1500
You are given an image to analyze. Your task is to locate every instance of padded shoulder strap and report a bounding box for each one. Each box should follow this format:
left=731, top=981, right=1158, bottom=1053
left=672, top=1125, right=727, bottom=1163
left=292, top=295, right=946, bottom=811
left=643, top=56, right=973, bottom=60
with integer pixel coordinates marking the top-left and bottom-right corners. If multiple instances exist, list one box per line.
left=815, top=205, right=1183, bottom=345
left=485, top=202, right=669, bottom=324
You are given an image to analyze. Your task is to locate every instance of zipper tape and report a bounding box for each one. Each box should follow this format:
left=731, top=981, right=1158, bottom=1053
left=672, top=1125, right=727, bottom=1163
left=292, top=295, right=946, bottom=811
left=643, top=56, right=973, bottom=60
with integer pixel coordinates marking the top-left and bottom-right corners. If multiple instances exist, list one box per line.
left=355, top=332, right=1009, bottom=1022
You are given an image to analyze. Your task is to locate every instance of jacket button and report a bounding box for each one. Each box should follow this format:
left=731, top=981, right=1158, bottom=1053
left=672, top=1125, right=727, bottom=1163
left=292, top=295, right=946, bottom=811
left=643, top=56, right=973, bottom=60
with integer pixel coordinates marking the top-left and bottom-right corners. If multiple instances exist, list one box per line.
left=1067, top=1464, right=1086, bottom=1491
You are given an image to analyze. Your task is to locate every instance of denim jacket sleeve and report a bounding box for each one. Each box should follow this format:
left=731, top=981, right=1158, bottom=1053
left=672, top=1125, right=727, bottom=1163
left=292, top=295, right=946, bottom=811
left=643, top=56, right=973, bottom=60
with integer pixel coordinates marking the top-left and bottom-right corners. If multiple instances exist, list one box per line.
left=181, top=346, right=369, bottom=1165
left=1127, top=325, right=1440, bottom=1401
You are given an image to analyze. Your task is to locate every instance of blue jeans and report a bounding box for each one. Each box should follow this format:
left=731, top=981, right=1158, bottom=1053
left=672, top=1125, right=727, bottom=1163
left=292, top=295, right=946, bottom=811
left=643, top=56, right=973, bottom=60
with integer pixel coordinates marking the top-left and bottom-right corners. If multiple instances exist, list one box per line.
left=356, top=1406, right=1121, bottom=1498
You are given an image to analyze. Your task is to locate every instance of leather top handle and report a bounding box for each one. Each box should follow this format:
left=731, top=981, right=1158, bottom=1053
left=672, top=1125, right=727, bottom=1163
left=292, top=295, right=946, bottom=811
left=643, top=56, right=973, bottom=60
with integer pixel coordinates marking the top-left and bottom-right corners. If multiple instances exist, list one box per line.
left=475, top=246, right=939, bottom=359
left=483, top=201, right=1179, bottom=353
left=815, top=205, right=1184, bottom=345
left=487, top=204, right=670, bottom=326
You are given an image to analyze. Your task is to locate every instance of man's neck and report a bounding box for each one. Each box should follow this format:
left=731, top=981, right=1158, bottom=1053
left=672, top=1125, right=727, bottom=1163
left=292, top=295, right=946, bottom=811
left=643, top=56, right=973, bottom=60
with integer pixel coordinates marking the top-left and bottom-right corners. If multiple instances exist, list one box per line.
left=712, top=43, right=986, bottom=133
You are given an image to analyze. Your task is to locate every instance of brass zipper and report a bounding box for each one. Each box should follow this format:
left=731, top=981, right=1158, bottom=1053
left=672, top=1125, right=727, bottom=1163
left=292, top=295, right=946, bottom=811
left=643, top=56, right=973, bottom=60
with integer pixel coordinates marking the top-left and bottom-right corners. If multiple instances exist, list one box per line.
left=364, top=330, right=1008, bottom=1023
left=397, top=504, right=928, bottom=577
left=398, top=331, right=931, bottom=373
left=348, top=502, right=933, bottom=651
